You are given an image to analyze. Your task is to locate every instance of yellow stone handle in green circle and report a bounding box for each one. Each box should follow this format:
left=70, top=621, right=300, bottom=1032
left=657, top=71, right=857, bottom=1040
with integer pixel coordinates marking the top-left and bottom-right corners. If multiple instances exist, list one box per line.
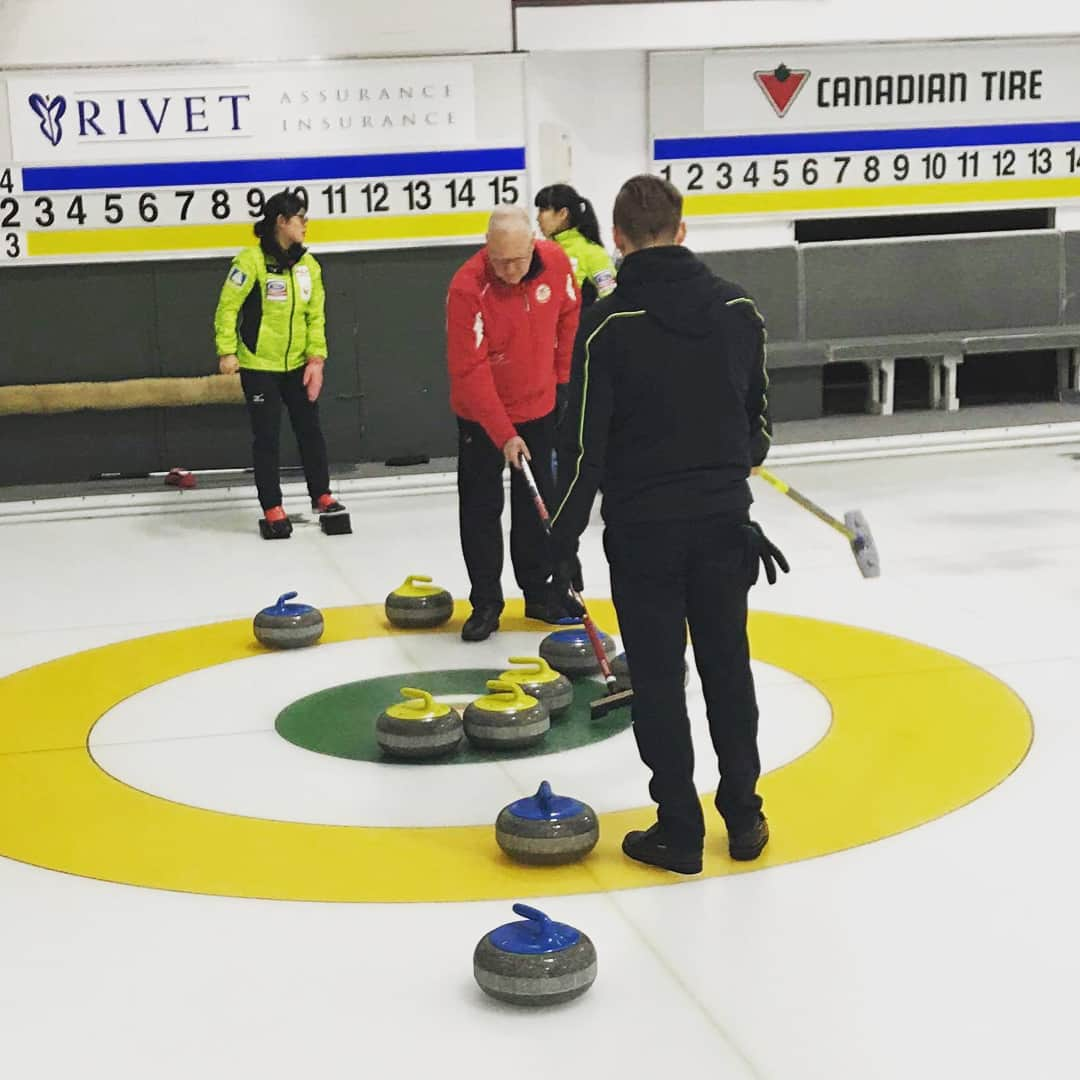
left=398, top=687, right=438, bottom=712
left=484, top=679, right=533, bottom=707
left=505, top=656, right=557, bottom=679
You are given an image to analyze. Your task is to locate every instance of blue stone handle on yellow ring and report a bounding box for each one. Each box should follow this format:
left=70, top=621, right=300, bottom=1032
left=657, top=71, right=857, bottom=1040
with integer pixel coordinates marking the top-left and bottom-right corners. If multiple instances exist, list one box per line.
left=0, top=600, right=1031, bottom=903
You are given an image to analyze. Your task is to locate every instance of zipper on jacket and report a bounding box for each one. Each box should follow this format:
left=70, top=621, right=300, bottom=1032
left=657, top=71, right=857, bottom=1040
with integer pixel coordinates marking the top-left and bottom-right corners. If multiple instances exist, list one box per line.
left=283, top=265, right=296, bottom=370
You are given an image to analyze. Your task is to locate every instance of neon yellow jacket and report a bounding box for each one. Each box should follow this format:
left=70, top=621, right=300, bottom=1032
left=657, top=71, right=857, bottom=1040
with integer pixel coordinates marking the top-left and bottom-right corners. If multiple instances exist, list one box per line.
left=213, top=245, right=327, bottom=372
left=553, top=227, right=616, bottom=305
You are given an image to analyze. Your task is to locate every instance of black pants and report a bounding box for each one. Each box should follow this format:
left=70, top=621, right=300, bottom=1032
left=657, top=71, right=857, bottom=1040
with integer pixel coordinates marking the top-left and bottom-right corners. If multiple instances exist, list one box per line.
left=605, top=514, right=763, bottom=845
left=457, top=413, right=556, bottom=609
left=241, top=367, right=331, bottom=512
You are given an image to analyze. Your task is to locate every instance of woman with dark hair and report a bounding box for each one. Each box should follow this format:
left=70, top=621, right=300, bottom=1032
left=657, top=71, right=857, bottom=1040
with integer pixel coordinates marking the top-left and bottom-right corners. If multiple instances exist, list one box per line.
left=214, top=189, right=346, bottom=539
left=534, top=183, right=617, bottom=307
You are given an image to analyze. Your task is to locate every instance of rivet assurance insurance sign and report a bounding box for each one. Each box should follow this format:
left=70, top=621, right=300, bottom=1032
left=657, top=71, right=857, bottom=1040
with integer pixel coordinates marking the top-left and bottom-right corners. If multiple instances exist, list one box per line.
left=0, top=56, right=524, bottom=266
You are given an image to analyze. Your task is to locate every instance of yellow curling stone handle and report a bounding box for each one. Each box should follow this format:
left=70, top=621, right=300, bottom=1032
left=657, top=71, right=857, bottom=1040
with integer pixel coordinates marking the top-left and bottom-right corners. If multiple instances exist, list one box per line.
left=501, top=656, right=561, bottom=685
left=475, top=679, right=538, bottom=712
left=385, top=687, right=451, bottom=720
left=393, top=574, right=445, bottom=598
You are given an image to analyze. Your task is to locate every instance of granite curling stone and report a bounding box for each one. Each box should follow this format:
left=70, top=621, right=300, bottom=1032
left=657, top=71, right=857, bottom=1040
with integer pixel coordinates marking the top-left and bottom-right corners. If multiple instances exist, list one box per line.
left=462, top=679, right=550, bottom=750
left=384, top=573, right=454, bottom=629
left=474, top=903, right=597, bottom=1006
left=539, top=621, right=616, bottom=678
left=499, top=656, right=573, bottom=719
left=253, top=591, right=324, bottom=649
left=495, top=780, right=599, bottom=865
left=611, top=651, right=690, bottom=693
left=375, top=687, right=463, bottom=760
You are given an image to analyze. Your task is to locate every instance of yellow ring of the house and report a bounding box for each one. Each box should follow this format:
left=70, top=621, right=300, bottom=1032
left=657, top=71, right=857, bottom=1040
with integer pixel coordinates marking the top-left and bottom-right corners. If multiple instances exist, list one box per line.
left=0, top=600, right=1031, bottom=902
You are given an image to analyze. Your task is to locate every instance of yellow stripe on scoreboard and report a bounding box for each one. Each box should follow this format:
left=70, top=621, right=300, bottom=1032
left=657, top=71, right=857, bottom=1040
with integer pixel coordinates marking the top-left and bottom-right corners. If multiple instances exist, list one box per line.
left=684, top=175, right=1080, bottom=216
left=26, top=211, right=491, bottom=257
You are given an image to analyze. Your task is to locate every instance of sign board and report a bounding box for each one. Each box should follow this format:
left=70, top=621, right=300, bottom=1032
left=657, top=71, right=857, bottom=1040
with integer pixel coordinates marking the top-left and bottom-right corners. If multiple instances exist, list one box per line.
left=650, top=39, right=1080, bottom=221
left=0, top=55, right=525, bottom=266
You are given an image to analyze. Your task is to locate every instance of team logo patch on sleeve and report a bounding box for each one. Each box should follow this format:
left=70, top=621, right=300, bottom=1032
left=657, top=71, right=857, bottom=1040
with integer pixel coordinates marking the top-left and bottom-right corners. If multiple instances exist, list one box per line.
left=535, top=283, right=552, bottom=304
left=593, top=269, right=616, bottom=296
left=228, top=267, right=247, bottom=287
left=294, top=264, right=312, bottom=302
left=565, top=273, right=576, bottom=301
left=266, top=279, right=289, bottom=302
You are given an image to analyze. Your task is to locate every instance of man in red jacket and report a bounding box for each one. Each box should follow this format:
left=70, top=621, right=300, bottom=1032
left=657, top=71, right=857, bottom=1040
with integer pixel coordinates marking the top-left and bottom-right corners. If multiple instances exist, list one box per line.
left=447, top=205, right=581, bottom=641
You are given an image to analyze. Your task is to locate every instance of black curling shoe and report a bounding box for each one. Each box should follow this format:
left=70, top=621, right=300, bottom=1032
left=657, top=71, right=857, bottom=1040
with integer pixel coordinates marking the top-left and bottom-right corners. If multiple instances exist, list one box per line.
left=728, top=815, right=769, bottom=862
left=622, top=824, right=703, bottom=875
left=461, top=605, right=502, bottom=642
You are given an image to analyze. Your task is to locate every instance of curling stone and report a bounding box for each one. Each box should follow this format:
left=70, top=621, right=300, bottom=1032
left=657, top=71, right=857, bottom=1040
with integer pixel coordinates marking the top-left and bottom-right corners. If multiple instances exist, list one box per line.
left=375, top=687, right=463, bottom=759
left=384, top=574, right=454, bottom=629
left=495, top=780, right=599, bottom=865
left=474, top=903, right=597, bottom=1006
left=611, top=651, right=690, bottom=693
left=539, top=622, right=616, bottom=678
left=499, top=656, right=573, bottom=718
left=252, top=591, right=323, bottom=649
left=462, top=679, right=549, bottom=750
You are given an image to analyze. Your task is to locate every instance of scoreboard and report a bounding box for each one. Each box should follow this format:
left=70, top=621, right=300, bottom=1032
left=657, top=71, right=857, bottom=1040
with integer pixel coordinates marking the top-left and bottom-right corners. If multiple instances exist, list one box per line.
left=0, top=55, right=526, bottom=266
left=650, top=38, right=1080, bottom=221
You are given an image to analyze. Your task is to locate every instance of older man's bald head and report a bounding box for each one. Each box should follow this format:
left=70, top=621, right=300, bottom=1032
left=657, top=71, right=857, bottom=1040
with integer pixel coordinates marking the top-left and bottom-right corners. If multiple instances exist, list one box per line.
left=486, top=205, right=535, bottom=285
left=487, top=205, right=532, bottom=240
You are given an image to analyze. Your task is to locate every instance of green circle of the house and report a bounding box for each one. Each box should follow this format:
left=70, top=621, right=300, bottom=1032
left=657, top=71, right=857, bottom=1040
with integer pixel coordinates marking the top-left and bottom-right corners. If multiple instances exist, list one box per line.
left=275, top=668, right=632, bottom=764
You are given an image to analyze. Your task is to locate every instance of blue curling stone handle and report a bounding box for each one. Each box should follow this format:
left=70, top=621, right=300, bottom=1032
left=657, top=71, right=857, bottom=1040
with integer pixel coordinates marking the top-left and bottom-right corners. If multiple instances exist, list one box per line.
left=261, top=590, right=316, bottom=616
left=488, top=903, right=581, bottom=954
left=507, top=780, right=586, bottom=821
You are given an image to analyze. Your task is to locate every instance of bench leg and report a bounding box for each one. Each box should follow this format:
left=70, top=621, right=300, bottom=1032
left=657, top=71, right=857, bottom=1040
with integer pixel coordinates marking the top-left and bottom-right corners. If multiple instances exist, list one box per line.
left=867, top=358, right=895, bottom=416
left=941, top=352, right=963, bottom=412
left=929, top=357, right=943, bottom=409
left=928, top=354, right=962, bottom=411
left=1056, top=350, right=1070, bottom=397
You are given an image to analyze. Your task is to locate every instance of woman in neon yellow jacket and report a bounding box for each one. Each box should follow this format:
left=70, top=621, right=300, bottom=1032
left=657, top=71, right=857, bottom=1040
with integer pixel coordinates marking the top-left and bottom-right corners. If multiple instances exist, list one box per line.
left=214, top=189, right=344, bottom=539
left=534, top=184, right=617, bottom=307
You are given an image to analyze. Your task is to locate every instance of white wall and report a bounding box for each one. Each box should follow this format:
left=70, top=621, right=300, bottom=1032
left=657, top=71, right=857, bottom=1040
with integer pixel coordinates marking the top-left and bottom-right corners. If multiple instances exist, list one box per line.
left=517, top=1, right=1080, bottom=52
left=525, top=50, right=789, bottom=254
left=0, top=0, right=511, bottom=66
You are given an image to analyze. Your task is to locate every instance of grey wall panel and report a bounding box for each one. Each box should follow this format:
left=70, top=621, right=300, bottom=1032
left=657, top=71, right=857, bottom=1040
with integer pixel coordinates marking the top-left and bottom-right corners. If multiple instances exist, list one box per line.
left=804, top=233, right=1061, bottom=339
left=1063, top=232, right=1080, bottom=324
left=0, top=263, right=156, bottom=383
left=315, top=253, right=366, bottom=466
left=701, top=248, right=799, bottom=341
left=766, top=367, right=823, bottom=423
left=161, top=406, right=252, bottom=474
left=0, top=411, right=160, bottom=485
left=350, top=245, right=474, bottom=462
left=154, top=261, right=234, bottom=378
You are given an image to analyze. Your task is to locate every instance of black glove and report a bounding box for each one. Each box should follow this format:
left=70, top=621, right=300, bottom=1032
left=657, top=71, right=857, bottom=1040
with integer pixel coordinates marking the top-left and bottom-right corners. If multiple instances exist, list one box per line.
left=552, top=555, right=585, bottom=618
left=744, top=521, right=790, bottom=586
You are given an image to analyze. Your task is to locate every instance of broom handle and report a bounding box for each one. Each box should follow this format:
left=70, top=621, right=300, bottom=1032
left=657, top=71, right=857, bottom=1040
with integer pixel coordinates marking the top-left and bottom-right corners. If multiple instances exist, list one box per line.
left=756, top=467, right=856, bottom=542
left=518, top=455, right=617, bottom=686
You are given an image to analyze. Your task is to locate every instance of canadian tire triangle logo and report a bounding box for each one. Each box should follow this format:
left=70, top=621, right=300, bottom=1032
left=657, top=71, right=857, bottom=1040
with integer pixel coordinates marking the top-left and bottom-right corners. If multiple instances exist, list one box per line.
left=754, top=64, right=810, bottom=118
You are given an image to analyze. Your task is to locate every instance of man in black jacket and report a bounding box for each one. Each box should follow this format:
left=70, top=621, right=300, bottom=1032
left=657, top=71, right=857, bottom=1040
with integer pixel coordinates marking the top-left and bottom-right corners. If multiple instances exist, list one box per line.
left=549, top=174, right=787, bottom=874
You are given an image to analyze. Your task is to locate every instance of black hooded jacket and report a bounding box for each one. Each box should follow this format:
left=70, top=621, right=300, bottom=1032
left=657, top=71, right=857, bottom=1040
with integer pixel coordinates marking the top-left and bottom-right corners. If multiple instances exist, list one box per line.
left=549, top=245, right=771, bottom=554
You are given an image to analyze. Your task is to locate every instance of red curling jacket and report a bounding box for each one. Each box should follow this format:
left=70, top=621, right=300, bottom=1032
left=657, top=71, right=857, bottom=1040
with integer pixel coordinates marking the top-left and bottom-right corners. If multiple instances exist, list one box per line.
left=446, top=239, right=580, bottom=450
